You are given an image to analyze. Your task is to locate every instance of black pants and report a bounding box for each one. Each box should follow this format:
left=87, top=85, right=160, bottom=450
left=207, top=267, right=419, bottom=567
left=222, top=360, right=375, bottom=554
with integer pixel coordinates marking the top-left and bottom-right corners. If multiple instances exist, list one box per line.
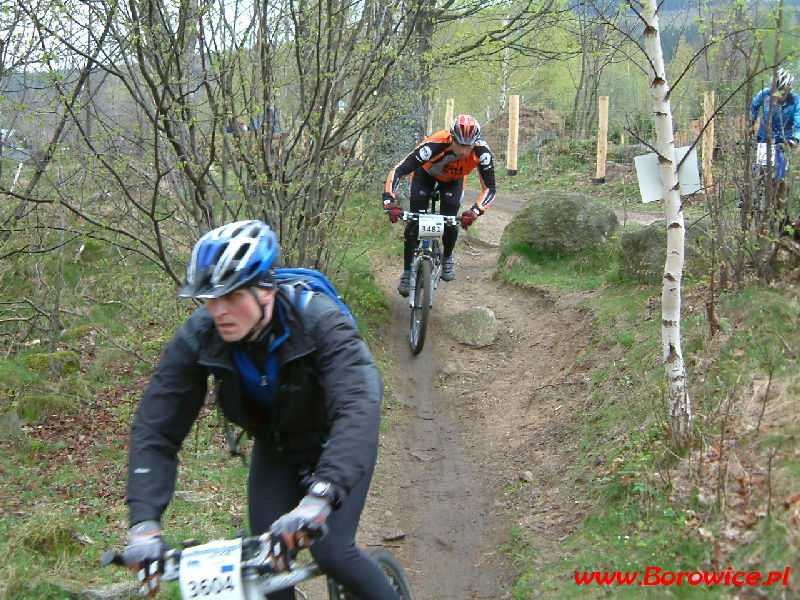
left=403, top=169, right=463, bottom=270
left=248, top=440, right=399, bottom=599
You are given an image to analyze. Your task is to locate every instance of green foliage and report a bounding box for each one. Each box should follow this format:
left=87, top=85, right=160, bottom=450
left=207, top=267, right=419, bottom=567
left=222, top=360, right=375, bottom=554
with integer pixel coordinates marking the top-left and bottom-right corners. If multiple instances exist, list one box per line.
left=0, top=506, right=88, bottom=599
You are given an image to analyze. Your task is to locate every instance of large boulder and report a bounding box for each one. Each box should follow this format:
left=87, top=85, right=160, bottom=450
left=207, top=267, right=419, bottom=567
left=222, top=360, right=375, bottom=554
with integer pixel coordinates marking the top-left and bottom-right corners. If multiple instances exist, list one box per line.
left=500, top=191, right=619, bottom=257
left=442, top=306, right=498, bottom=347
left=619, top=216, right=714, bottom=284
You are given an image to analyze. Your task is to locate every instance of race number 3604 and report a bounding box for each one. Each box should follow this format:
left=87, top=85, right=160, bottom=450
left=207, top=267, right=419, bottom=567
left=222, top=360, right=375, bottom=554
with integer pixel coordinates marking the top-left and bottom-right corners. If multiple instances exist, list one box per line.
left=184, top=575, right=236, bottom=597
left=179, top=539, right=245, bottom=600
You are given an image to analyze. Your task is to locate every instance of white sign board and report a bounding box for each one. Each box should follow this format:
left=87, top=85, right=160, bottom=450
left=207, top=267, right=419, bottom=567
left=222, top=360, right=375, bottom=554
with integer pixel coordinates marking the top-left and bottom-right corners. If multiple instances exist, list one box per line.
left=634, top=145, right=703, bottom=204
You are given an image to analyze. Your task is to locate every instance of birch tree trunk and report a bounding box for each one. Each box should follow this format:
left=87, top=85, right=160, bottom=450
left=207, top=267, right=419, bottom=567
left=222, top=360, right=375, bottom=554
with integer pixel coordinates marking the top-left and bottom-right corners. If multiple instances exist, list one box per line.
left=641, top=0, right=693, bottom=446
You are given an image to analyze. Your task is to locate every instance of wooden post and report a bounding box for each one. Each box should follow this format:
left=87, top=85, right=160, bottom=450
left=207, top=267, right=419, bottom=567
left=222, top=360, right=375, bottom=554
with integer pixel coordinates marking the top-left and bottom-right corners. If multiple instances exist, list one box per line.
left=445, top=98, right=454, bottom=130
left=594, top=95, right=609, bottom=183
left=506, top=94, right=519, bottom=175
left=620, top=132, right=625, bottom=145
left=702, top=90, right=715, bottom=190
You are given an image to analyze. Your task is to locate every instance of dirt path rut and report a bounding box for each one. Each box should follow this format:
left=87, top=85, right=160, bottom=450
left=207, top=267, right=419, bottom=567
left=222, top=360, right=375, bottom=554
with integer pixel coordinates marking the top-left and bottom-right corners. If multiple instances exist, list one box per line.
left=355, top=192, right=598, bottom=599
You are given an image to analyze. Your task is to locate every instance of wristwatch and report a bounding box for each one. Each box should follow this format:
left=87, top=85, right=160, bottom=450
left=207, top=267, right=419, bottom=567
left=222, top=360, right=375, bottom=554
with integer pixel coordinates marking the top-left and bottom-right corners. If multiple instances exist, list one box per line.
left=308, top=480, right=337, bottom=504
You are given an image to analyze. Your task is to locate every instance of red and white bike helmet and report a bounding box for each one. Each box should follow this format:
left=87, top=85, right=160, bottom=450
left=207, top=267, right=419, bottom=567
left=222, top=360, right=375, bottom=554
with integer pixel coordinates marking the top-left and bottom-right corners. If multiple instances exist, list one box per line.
left=450, top=115, right=482, bottom=145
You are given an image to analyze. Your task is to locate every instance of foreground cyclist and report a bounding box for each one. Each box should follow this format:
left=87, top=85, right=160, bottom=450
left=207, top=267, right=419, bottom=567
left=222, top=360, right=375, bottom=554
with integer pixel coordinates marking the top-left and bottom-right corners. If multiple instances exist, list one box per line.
left=122, top=220, right=399, bottom=599
left=383, top=114, right=497, bottom=296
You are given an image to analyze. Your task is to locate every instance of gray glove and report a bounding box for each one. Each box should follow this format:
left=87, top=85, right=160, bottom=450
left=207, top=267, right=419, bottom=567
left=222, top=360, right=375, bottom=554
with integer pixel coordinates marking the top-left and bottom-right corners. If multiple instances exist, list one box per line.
left=267, top=495, right=332, bottom=570
left=122, top=520, right=167, bottom=596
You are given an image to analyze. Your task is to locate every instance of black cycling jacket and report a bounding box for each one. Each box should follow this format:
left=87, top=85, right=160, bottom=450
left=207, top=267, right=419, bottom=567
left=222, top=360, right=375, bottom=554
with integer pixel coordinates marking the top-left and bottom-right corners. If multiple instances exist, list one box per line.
left=127, top=287, right=383, bottom=526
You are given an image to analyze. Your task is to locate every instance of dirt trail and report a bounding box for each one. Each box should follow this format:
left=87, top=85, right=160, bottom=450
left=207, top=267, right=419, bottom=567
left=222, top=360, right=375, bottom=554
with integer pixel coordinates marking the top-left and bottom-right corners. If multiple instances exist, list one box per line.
left=355, top=192, right=605, bottom=599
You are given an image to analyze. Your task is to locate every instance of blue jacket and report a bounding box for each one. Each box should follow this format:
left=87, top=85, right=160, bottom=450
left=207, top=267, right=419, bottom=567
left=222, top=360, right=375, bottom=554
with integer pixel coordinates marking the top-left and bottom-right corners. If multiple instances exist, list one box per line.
left=127, top=286, right=383, bottom=526
left=750, top=87, right=800, bottom=144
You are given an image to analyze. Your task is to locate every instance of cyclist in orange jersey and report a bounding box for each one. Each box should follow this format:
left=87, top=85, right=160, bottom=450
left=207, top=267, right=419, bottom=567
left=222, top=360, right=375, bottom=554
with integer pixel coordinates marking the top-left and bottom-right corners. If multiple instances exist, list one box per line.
left=383, top=114, right=497, bottom=296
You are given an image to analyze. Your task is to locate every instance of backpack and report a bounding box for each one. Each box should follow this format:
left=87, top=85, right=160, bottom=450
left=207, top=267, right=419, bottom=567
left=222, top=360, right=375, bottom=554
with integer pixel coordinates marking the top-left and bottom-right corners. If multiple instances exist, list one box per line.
left=273, top=267, right=357, bottom=328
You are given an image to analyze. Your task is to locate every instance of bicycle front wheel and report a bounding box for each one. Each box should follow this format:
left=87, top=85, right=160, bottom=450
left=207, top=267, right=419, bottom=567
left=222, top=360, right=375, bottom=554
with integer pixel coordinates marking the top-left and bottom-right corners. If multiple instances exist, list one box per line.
left=325, top=549, right=415, bottom=600
left=371, top=549, right=415, bottom=600
left=409, top=258, right=431, bottom=356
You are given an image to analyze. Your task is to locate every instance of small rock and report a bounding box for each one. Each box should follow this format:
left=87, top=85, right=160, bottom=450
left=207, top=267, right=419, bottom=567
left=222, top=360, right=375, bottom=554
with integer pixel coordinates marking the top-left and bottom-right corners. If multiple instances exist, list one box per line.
left=0, top=410, right=23, bottom=441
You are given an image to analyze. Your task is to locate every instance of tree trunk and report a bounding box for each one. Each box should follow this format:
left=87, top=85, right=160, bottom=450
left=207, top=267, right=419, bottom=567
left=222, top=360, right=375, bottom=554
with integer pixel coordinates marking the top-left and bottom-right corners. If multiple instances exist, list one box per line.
left=642, top=0, right=693, bottom=447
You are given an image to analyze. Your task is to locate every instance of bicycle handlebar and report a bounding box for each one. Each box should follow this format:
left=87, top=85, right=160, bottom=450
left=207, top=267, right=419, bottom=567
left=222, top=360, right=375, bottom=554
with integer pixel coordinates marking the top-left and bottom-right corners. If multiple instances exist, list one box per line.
left=101, top=532, right=280, bottom=582
left=399, top=211, right=460, bottom=224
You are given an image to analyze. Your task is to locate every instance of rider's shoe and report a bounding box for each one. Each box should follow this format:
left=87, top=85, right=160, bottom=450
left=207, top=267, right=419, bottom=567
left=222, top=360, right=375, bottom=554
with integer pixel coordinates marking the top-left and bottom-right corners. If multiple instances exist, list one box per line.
left=441, top=256, right=455, bottom=281
left=398, top=271, right=411, bottom=297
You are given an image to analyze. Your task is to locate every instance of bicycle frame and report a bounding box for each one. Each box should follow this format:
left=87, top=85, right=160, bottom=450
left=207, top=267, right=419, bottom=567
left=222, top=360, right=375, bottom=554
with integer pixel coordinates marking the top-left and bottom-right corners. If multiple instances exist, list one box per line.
left=399, top=210, right=458, bottom=355
left=401, top=213, right=457, bottom=310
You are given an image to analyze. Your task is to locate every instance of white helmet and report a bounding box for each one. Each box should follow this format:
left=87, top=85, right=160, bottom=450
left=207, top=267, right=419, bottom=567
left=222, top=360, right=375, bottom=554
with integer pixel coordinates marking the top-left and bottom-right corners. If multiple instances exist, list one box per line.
left=774, top=67, right=795, bottom=92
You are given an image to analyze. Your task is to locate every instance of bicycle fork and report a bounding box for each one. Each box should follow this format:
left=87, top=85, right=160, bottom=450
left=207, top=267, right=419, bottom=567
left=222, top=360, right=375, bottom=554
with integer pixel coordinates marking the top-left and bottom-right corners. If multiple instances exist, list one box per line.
left=408, top=255, right=437, bottom=309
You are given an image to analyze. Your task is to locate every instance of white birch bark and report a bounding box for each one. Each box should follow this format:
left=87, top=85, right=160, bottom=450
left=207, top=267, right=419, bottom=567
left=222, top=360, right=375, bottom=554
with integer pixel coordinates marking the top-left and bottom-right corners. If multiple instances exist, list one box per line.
left=641, top=0, right=693, bottom=445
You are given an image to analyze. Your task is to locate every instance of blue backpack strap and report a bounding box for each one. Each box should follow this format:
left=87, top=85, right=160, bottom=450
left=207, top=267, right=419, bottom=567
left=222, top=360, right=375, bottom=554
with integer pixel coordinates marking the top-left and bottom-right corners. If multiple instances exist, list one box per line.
left=273, top=268, right=356, bottom=327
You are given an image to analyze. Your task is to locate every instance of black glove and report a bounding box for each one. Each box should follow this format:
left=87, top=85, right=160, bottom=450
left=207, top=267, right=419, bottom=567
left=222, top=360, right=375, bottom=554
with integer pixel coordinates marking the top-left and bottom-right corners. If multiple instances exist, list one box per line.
left=122, top=520, right=168, bottom=597
left=460, top=208, right=479, bottom=230
left=383, top=197, right=403, bottom=223
left=267, top=495, right=332, bottom=571
left=788, top=137, right=799, bottom=148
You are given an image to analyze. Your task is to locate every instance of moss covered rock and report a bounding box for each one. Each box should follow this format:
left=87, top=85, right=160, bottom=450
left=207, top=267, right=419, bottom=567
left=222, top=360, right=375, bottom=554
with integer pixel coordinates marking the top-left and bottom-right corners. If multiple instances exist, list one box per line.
left=24, top=351, right=80, bottom=375
left=619, top=216, right=713, bottom=284
left=17, top=392, right=79, bottom=424
left=500, top=191, right=618, bottom=257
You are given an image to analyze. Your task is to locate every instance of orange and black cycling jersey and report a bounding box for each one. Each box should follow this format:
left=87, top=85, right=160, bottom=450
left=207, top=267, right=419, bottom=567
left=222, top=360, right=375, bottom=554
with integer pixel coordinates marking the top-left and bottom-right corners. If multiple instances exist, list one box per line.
left=384, top=130, right=497, bottom=213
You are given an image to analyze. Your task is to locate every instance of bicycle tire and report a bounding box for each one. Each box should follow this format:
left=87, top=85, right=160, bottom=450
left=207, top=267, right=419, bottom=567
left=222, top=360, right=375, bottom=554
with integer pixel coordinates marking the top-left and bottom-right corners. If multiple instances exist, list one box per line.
left=325, top=549, right=415, bottom=600
left=409, top=258, right=431, bottom=356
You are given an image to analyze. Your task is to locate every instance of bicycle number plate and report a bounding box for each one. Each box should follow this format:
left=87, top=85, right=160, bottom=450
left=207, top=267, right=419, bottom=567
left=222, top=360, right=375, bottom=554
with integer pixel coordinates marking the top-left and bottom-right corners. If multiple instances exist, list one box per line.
left=417, top=214, right=445, bottom=239
left=179, top=538, right=245, bottom=600
left=756, top=142, right=776, bottom=166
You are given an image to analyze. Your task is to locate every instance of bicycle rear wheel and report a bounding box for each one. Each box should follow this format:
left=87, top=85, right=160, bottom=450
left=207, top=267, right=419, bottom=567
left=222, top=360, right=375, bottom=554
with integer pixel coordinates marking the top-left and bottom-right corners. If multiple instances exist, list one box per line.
left=326, top=548, right=415, bottom=600
left=409, top=258, right=431, bottom=356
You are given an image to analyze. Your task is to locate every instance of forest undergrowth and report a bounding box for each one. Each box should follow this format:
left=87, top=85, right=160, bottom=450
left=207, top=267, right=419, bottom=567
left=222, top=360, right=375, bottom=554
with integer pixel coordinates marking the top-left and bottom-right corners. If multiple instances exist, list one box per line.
left=0, top=144, right=799, bottom=599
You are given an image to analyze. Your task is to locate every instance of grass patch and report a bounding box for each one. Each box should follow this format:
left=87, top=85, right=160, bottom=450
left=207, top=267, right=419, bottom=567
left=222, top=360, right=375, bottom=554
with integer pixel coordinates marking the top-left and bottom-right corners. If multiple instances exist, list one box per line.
left=498, top=242, right=619, bottom=292
left=493, top=195, right=800, bottom=597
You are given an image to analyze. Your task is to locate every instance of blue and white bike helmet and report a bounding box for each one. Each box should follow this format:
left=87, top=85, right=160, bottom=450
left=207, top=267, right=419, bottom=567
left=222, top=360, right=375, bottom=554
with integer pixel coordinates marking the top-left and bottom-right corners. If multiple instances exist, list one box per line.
left=774, top=67, right=795, bottom=93
left=179, top=220, right=281, bottom=299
